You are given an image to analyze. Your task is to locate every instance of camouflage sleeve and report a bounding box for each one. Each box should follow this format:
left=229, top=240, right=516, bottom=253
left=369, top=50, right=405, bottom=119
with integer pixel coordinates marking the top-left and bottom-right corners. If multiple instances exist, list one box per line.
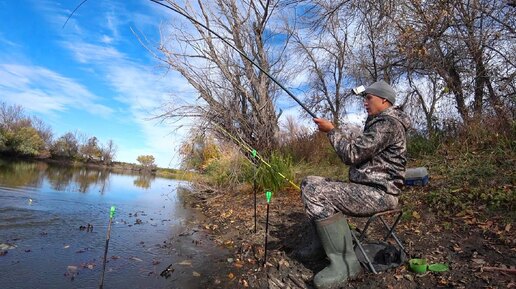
left=327, top=119, right=393, bottom=165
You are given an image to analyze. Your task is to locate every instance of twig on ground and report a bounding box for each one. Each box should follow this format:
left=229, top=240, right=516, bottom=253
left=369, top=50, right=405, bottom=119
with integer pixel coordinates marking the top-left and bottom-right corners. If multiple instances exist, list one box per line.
left=267, top=273, right=287, bottom=288
left=482, top=266, right=516, bottom=274
left=288, top=273, right=309, bottom=289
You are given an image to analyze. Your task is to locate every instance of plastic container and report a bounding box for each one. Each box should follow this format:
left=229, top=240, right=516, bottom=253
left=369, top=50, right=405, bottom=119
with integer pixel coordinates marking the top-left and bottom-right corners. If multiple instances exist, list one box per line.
left=405, top=167, right=429, bottom=186
left=409, top=258, right=427, bottom=273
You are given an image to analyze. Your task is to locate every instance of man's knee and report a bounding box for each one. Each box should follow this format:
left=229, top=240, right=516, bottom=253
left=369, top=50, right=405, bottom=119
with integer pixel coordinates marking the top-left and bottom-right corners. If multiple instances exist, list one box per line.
left=301, top=176, right=327, bottom=204
left=300, top=184, right=312, bottom=204
left=301, top=176, right=326, bottom=189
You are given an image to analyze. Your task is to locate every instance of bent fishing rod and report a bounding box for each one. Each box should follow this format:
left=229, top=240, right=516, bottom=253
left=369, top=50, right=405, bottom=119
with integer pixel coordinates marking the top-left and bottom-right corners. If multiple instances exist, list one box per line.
left=148, top=0, right=317, bottom=119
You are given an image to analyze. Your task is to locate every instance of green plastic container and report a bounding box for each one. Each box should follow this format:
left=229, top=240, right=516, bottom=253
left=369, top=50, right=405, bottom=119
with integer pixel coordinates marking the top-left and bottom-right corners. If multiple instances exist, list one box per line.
left=409, top=258, right=427, bottom=273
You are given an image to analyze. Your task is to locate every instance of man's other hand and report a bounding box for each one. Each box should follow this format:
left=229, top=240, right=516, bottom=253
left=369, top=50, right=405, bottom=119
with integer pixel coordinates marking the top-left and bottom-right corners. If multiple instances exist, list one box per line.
left=313, top=118, right=334, bottom=133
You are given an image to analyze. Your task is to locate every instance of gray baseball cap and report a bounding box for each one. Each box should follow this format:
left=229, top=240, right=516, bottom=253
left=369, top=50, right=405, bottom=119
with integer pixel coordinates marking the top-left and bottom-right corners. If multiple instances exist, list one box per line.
left=364, top=80, right=396, bottom=104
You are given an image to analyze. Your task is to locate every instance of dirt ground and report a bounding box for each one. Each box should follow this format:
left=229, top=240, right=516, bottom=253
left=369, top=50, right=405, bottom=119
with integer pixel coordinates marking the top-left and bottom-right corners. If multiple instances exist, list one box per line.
left=181, top=184, right=515, bottom=289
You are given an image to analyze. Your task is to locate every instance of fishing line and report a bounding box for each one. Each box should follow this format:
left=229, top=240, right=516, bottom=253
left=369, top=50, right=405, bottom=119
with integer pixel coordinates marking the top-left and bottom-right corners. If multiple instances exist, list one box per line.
left=62, top=0, right=90, bottom=29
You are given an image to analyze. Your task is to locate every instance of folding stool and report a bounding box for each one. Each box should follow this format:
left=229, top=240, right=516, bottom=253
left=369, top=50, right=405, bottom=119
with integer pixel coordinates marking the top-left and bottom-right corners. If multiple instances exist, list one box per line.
left=350, top=208, right=409, bottom=274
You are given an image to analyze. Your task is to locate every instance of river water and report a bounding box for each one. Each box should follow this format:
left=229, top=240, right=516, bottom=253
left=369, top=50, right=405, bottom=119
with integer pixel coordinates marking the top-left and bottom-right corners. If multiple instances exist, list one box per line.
left=0, top=159, right=232, bottom=289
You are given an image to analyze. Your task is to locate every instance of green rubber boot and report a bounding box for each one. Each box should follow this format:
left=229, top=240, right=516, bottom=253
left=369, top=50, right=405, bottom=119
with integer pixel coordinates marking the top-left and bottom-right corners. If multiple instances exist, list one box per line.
left=314, top=212, right=362, bottom=289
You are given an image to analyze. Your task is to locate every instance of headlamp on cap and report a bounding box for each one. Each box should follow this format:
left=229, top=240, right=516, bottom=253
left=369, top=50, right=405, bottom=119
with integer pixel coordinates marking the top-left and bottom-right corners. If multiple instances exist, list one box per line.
left=352, top=85, right=365, bottom=95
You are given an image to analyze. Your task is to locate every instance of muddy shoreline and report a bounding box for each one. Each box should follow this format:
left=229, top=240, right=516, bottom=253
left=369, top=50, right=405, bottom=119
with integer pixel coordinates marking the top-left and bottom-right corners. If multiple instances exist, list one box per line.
left=183, top=184, right=515, bottom=289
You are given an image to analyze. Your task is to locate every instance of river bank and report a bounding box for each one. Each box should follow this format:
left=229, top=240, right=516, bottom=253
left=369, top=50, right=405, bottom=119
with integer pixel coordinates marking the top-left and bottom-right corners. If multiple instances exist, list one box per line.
left=0, top=155, right=197, bottom=181
left=184, top=183, right=515, bottom=289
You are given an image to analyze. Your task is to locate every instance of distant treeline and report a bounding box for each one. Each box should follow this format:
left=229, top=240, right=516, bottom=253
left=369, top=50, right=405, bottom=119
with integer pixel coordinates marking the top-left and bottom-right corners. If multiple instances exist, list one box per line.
left=0, top=102, right=116, bottom=165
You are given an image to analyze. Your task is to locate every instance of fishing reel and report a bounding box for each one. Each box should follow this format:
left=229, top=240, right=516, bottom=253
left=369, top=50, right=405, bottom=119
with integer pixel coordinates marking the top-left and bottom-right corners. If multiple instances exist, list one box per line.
left=352, top=85, right=366, bottom=95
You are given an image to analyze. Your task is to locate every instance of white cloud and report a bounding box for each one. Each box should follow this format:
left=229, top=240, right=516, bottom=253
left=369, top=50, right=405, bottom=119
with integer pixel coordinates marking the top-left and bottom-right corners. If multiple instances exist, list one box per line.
left=0, top=63, right=113, bottom=117
left=61, top=41, right=125, bottom=63
left=57, top=30, right=194, bottom=168
left=104, top=12, right=121, bottom=41
left=343, top=111, right=366, bottom=125
left=289, top=69, right=310, bottom=88
left=0, top=34, right=19, bottom=48
left=100, top=63, right=193, bottom=168
left=31, top=0, right=195, bottom=167
left=34, top=0, right=84, bottom=34
left=0, top=0, right=196, bottom=168
left=278, top=105, right=312, bottom=128
left=100, top=35, right=114, bottom=44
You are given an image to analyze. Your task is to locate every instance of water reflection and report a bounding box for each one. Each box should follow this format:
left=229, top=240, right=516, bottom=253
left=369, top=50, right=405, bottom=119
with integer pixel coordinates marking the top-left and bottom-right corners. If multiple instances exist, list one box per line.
left=72, top=167, right=111, bottom=193
left=45, top=166, right=74, bottom=191
left=0, top=159, right=155, bottom=193
left=0, top=159, right=46, bottom=188
left=133, top=174, right=155, bottom=189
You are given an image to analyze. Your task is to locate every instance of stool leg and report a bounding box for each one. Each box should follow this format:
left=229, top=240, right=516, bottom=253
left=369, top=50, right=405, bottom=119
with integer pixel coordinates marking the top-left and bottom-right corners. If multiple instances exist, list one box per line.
left=351, top=229, right=378, bottom=274
left=379, top=215, right=409, bottom=256
left=359, top=215, right=377, bottom=241
left=380, top=213, right=402, bottom=240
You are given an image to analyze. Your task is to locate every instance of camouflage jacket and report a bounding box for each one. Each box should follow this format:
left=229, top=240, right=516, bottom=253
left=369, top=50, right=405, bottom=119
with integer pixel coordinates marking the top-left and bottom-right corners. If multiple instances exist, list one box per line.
left=327, top=106, right=410, bottom=195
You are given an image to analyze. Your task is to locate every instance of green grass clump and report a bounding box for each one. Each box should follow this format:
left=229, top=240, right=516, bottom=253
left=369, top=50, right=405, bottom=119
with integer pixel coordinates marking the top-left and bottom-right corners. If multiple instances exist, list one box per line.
left=407, top=133, right=442, bottom=158
left=245, top=153, right=295, bottom=193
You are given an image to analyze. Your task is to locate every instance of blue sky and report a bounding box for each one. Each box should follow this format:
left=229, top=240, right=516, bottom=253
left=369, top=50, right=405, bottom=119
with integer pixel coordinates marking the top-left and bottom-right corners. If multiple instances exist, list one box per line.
left=0, top=0, right=367, bottom=168
left=0, top=0, right=195, bottom=168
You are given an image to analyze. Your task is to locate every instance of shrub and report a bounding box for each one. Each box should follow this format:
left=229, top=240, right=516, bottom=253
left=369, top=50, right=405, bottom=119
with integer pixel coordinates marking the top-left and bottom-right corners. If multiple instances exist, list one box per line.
left=244, top=152, right=295, bottom=193
left=407, top=133, right=442, bottom=158
left=204, top=148, right=250, bottom=190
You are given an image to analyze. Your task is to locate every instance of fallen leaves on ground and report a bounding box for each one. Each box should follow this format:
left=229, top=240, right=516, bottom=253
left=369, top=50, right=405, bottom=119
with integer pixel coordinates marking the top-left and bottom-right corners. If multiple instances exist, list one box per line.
left=183, top=184, right=515, bottom=289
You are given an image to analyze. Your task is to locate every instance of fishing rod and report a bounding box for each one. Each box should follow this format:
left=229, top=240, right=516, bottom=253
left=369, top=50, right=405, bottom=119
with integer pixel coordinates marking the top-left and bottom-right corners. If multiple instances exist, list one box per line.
left=148, top=0, right=317, bottom=119
left=263, top=191, right=272, bottom=267
left=252, top=150, right=258, bottom=234
left=62, top=0, right=89, bottom=28
left=99, top=206, right=116, bottom=289
left=213, top=123, right=300, bottom=191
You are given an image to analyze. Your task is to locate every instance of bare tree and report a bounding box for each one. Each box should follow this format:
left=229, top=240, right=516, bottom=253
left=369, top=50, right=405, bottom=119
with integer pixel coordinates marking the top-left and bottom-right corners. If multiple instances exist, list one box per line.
left=348, top=0, right=403, bottom=84
left=297, top=0, right=515, bottom=128
left=287, top=9, right=355, bottom=127
left=101, top=139, right=117, bottom=165
left=406, top=72, right=447, bottom=134
left=279, top=115, right=310, bottom=145
left=155, top=0, right=290, bottom=153
left=395, top=0, right=515, bottom=123
left=32, top=117, right=53, bottom=152
left=286, top=0, right=406, bottom=122
left=0, top=102, right=26, bottom=131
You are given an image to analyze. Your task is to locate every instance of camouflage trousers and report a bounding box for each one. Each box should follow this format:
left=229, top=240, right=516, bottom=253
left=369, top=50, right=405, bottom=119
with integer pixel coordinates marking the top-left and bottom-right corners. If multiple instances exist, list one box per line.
left=301, top=176, right=398, bottom=220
